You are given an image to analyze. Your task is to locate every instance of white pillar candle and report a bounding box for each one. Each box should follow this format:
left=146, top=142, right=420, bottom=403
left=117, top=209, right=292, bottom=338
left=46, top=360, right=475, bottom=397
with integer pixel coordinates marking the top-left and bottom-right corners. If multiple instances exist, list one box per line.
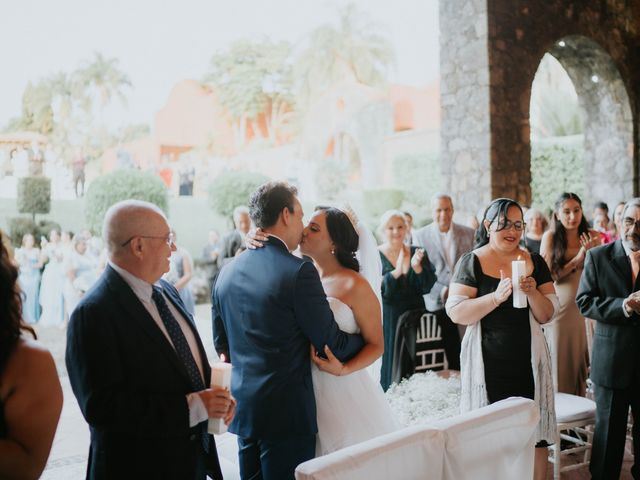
left=208, top=362, right=232, bottom=435
left=512, top=259, right=528, bottom=308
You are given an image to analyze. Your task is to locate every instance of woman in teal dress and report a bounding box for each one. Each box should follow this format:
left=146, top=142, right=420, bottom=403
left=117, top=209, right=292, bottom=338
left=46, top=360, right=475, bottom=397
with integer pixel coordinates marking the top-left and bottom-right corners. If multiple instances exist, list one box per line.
left=15, top=234, right=42, bottom=324
left=378, top=210, right=436, bottom=391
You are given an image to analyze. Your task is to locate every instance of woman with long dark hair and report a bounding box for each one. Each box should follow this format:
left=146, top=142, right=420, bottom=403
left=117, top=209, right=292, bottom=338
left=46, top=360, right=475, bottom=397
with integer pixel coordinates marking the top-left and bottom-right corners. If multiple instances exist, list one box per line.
left=0, top=232, right=63, bottom=478
left=540, top=192, right=600, bottom=396
left=446, top=198, right=558, bottom=480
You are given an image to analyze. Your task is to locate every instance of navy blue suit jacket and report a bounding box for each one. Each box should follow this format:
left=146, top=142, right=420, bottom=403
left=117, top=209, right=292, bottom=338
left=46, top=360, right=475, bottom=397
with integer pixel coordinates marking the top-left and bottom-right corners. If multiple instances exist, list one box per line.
left=66, top=265, right=222, bottom=480
left=212, top=237, right=364, bottom=439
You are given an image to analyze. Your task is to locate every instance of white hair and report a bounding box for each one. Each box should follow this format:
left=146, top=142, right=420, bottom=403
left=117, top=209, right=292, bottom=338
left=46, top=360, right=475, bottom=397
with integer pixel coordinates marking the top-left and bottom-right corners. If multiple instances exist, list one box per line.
left=103, top=200, right=166, bottom=257
left=623, top=198, right=640, bottom=218
left=378, top=209, right=408, bottom=236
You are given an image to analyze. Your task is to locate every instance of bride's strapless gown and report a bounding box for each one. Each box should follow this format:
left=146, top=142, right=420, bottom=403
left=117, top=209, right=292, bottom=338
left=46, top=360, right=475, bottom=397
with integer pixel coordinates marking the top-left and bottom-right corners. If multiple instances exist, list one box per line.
left=313, top=297, right=399, bottom=456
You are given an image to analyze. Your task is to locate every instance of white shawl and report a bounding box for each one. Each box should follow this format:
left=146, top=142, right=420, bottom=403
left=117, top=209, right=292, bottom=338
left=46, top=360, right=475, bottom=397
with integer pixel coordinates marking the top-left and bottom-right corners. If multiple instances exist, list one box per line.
left=447, top=294, right=559, bottom=444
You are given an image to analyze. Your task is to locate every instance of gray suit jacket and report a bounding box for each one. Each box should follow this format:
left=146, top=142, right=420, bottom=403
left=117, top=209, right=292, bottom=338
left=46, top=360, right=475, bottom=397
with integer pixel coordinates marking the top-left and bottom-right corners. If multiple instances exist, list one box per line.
left=413, top=222, right=475, bottom=311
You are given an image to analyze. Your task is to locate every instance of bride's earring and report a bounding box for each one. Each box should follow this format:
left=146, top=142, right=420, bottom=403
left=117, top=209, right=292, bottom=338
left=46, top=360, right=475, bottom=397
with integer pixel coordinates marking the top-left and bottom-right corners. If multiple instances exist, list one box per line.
left=331, top=248, right=336, bottom=255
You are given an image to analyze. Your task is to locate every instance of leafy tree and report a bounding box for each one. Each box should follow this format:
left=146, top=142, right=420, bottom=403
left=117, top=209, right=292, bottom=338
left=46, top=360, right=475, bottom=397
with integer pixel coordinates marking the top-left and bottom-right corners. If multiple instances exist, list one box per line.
left=20, top=81, right=54, bottom=134
left=84, top=169, right=168, bottom=234
left=204, top=39, right=294, bottom=148
left=17, top=177, right=51, bottom=222
left=208, top=171, right=269, bottom=219
left=293, top=3, right=395, bottom=108
left=530, top=53, right=584, bottom=139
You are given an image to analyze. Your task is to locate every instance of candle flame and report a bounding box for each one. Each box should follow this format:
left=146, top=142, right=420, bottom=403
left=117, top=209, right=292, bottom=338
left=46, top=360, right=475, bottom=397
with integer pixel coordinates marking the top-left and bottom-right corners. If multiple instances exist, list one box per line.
left=517, top=255, right=521, bottom=261
left=220, top=353, right=226, bottom=363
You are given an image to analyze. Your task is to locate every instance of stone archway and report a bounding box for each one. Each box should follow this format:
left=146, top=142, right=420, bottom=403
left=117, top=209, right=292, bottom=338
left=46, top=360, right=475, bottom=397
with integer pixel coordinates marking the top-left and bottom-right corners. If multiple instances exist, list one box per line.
left=439, top=0, right=640, bottom=215
left=544, top=35, right=634, bottom=208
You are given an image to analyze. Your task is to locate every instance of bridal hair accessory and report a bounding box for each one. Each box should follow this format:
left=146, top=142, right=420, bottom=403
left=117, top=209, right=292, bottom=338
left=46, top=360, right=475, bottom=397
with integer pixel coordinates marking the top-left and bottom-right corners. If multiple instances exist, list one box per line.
left=337, top=204, right=359, bottom=234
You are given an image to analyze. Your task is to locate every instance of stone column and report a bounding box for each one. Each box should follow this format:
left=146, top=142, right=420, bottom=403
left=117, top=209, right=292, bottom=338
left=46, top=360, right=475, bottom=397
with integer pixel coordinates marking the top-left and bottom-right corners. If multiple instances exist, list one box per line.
left=440, top=0, right=493, bottom=216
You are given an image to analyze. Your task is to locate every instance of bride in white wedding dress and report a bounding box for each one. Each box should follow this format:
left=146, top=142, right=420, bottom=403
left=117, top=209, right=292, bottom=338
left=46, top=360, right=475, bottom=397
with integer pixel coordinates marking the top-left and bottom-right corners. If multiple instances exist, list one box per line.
left=298, top=206, right=399, bottom=455
left=250, top=206, right=399, bottom=455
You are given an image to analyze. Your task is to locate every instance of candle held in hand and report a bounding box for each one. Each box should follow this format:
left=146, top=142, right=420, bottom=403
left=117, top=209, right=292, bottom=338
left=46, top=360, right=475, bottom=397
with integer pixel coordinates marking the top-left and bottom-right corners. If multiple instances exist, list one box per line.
left=208, top=362, right=232, bottom=435
left=512, top=258, right=528, bottom=308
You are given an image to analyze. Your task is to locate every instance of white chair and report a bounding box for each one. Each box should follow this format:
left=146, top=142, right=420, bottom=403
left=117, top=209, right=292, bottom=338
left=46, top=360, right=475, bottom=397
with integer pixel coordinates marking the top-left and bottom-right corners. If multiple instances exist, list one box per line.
left=415, top=313, right=449, bottom=372
left=547, top=392, right=596, bottom=479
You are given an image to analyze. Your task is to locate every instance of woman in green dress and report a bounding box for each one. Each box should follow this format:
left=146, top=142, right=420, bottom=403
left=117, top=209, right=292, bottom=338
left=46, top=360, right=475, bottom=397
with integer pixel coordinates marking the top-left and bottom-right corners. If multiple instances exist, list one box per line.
left=377, top=210, right=436, bottom=391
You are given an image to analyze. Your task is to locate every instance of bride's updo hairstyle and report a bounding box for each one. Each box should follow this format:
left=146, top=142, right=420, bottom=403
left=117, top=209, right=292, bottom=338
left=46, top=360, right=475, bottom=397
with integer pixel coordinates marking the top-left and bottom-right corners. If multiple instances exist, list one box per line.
left=474, top=197, right=523, bottom=248
left=315, top=206, right=360, bottom=272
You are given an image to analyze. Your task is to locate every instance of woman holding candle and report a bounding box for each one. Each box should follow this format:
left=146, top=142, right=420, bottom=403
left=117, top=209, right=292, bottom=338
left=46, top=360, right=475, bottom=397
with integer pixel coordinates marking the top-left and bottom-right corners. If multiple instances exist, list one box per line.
left=446, top=198, right=558, bottom=480
left=540, top=192, right=601, bottom=396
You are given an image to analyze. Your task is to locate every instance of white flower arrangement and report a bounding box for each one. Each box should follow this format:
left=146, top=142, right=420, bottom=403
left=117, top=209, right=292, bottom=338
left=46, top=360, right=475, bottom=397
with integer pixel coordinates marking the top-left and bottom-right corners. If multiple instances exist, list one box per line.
left=386, top=371, right=462, bottom=427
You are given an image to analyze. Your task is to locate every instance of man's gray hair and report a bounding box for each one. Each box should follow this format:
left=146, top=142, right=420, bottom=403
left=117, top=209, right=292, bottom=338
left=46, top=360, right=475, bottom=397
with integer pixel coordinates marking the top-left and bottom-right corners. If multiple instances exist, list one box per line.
left=233, top=205, right=250, bottom=220
left=431, top=192, right=453, bottom=207
left=102, top=199, right=166, bottom=256
left=623, top=198, right=640, bottom=218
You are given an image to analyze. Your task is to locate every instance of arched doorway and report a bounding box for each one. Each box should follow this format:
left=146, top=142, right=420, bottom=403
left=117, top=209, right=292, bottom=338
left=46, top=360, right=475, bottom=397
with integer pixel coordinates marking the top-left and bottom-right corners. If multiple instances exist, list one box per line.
left=530, top=35, right=634, bottom=212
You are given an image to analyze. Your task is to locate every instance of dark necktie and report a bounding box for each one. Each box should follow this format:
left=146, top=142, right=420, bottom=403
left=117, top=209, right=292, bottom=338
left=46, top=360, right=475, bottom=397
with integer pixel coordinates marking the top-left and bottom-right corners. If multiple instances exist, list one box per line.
left=151, top=286, right=209, bottom=452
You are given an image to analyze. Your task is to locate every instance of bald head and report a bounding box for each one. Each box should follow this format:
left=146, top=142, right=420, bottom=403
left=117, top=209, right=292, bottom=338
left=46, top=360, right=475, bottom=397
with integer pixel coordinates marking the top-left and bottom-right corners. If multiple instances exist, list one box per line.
left=103, top=200, right=167, bottom=259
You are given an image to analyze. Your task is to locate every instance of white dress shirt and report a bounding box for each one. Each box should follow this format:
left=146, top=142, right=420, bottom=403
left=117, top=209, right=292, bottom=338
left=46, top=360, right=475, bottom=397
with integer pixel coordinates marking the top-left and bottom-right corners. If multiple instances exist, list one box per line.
left=109, top=261, right=208, bottom=426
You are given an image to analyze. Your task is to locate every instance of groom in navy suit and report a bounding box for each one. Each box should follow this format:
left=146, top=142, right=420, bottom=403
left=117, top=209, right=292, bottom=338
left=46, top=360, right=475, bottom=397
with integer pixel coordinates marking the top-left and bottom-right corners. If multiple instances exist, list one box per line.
left=212, top=181, right=364, bottom=480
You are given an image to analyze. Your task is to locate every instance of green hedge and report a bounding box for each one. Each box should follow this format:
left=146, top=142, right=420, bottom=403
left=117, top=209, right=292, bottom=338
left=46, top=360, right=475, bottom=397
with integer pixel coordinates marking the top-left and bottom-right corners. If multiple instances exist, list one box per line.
left=207, top=171, right=269, bottom=219
left=85, top=169, right=169, bottom=234
left=8, top=217, right=61, bottom=247
left=362, top=189, right=405, bottom=219
left=531, top=136, right=584, bottom=210
left=392, top=153, right=442, bottom=209
left=17, top=176, right=51, bottom=221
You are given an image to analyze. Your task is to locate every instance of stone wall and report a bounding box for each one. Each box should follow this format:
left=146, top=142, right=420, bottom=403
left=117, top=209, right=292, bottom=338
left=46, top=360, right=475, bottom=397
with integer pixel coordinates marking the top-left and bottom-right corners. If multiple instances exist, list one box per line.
left=440, top=0, right=640, bottom=214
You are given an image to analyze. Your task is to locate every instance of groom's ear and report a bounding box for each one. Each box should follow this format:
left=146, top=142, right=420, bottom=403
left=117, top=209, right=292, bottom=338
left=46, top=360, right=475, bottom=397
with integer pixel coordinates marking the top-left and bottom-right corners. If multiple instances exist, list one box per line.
left=281, top=206, right=291, bottom=226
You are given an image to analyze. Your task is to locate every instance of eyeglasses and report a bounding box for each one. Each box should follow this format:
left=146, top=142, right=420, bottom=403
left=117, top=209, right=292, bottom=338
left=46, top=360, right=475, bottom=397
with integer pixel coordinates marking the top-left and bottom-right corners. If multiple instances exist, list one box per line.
left=623, top=217, right=640, bottom=229
left=495, top=220, right=526, bottom=232
left=121, top=232, right=176, bottom=247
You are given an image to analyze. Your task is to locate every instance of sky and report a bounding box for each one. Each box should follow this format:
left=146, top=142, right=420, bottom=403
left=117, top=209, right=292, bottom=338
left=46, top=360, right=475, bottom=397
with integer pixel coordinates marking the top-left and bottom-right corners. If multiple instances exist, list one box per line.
left=1, top=0, right=440, bottom=130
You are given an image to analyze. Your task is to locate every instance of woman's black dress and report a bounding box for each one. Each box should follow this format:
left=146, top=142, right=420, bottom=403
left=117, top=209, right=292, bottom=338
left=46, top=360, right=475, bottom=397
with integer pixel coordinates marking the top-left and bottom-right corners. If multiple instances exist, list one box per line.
left=452, top=252, right=552, bottom=403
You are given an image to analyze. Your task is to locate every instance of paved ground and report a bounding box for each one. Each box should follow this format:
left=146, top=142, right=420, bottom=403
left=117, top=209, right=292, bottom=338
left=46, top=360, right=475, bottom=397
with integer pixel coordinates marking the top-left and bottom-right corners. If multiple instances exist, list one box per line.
left=35, top=303, right=634, bottom=479
left=37, top=303, right=241, bottom=480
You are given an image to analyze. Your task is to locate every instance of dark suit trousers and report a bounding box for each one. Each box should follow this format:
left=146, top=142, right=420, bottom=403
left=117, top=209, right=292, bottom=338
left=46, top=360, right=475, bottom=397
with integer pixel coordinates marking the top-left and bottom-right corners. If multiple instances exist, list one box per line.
left=433, top=309, right=461, bottom=370
left=237, top=434, right=315, bottom=480
left=591, top=378, right=640, bottom=480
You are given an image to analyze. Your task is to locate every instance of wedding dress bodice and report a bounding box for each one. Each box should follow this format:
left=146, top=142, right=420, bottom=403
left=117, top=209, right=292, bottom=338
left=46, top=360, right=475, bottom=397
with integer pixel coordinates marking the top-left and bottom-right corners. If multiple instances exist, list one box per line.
left=327, top=297, right=359, bottom=334
left=313, top=296, right=398, bottom=456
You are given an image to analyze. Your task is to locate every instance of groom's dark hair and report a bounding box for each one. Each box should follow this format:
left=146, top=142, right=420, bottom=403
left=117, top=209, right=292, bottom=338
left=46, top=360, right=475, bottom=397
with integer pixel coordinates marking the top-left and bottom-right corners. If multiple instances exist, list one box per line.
left=249, top=181, right=298, bottom=229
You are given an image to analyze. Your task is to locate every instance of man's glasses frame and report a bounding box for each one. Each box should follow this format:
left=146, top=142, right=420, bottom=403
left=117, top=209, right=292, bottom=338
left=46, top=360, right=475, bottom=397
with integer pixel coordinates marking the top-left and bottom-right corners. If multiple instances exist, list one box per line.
left=623, top=217, right=640, bottom=230
left=121, top=232, right=176, bottom=247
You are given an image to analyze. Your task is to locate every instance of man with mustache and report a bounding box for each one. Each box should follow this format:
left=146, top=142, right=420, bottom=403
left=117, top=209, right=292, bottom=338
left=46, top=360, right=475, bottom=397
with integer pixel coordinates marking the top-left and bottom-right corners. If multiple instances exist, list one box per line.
left=577, top=197, right=640, bottom=480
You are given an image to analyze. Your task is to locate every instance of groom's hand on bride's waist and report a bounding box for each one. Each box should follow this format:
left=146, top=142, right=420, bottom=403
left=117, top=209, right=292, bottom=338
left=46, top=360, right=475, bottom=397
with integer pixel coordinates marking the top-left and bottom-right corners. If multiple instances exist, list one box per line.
left=311, top=344, right=348, bottom=376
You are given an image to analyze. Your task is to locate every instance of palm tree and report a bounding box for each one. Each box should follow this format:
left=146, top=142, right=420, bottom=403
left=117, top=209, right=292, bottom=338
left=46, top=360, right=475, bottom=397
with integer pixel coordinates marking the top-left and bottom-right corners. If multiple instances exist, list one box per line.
left=293, top=3, right=396, bottom=107
left=74, top=52, right=131, bottom=114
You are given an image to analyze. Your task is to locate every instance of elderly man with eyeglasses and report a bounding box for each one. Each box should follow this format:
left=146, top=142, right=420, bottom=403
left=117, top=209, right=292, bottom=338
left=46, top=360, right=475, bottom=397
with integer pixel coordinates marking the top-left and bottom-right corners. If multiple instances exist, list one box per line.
left=577, top=197, right=640, bottom=480
left=66, top=199, right=235, bottom=480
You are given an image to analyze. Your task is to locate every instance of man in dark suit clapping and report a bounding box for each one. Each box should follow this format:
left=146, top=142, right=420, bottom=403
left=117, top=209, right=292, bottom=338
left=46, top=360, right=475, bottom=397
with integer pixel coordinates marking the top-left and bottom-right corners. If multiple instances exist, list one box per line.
left=212, top=181, right=364, bottom=480
left=577, top=197, right=640, bottom=480
left=66, top=200, right=235, bottom=480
